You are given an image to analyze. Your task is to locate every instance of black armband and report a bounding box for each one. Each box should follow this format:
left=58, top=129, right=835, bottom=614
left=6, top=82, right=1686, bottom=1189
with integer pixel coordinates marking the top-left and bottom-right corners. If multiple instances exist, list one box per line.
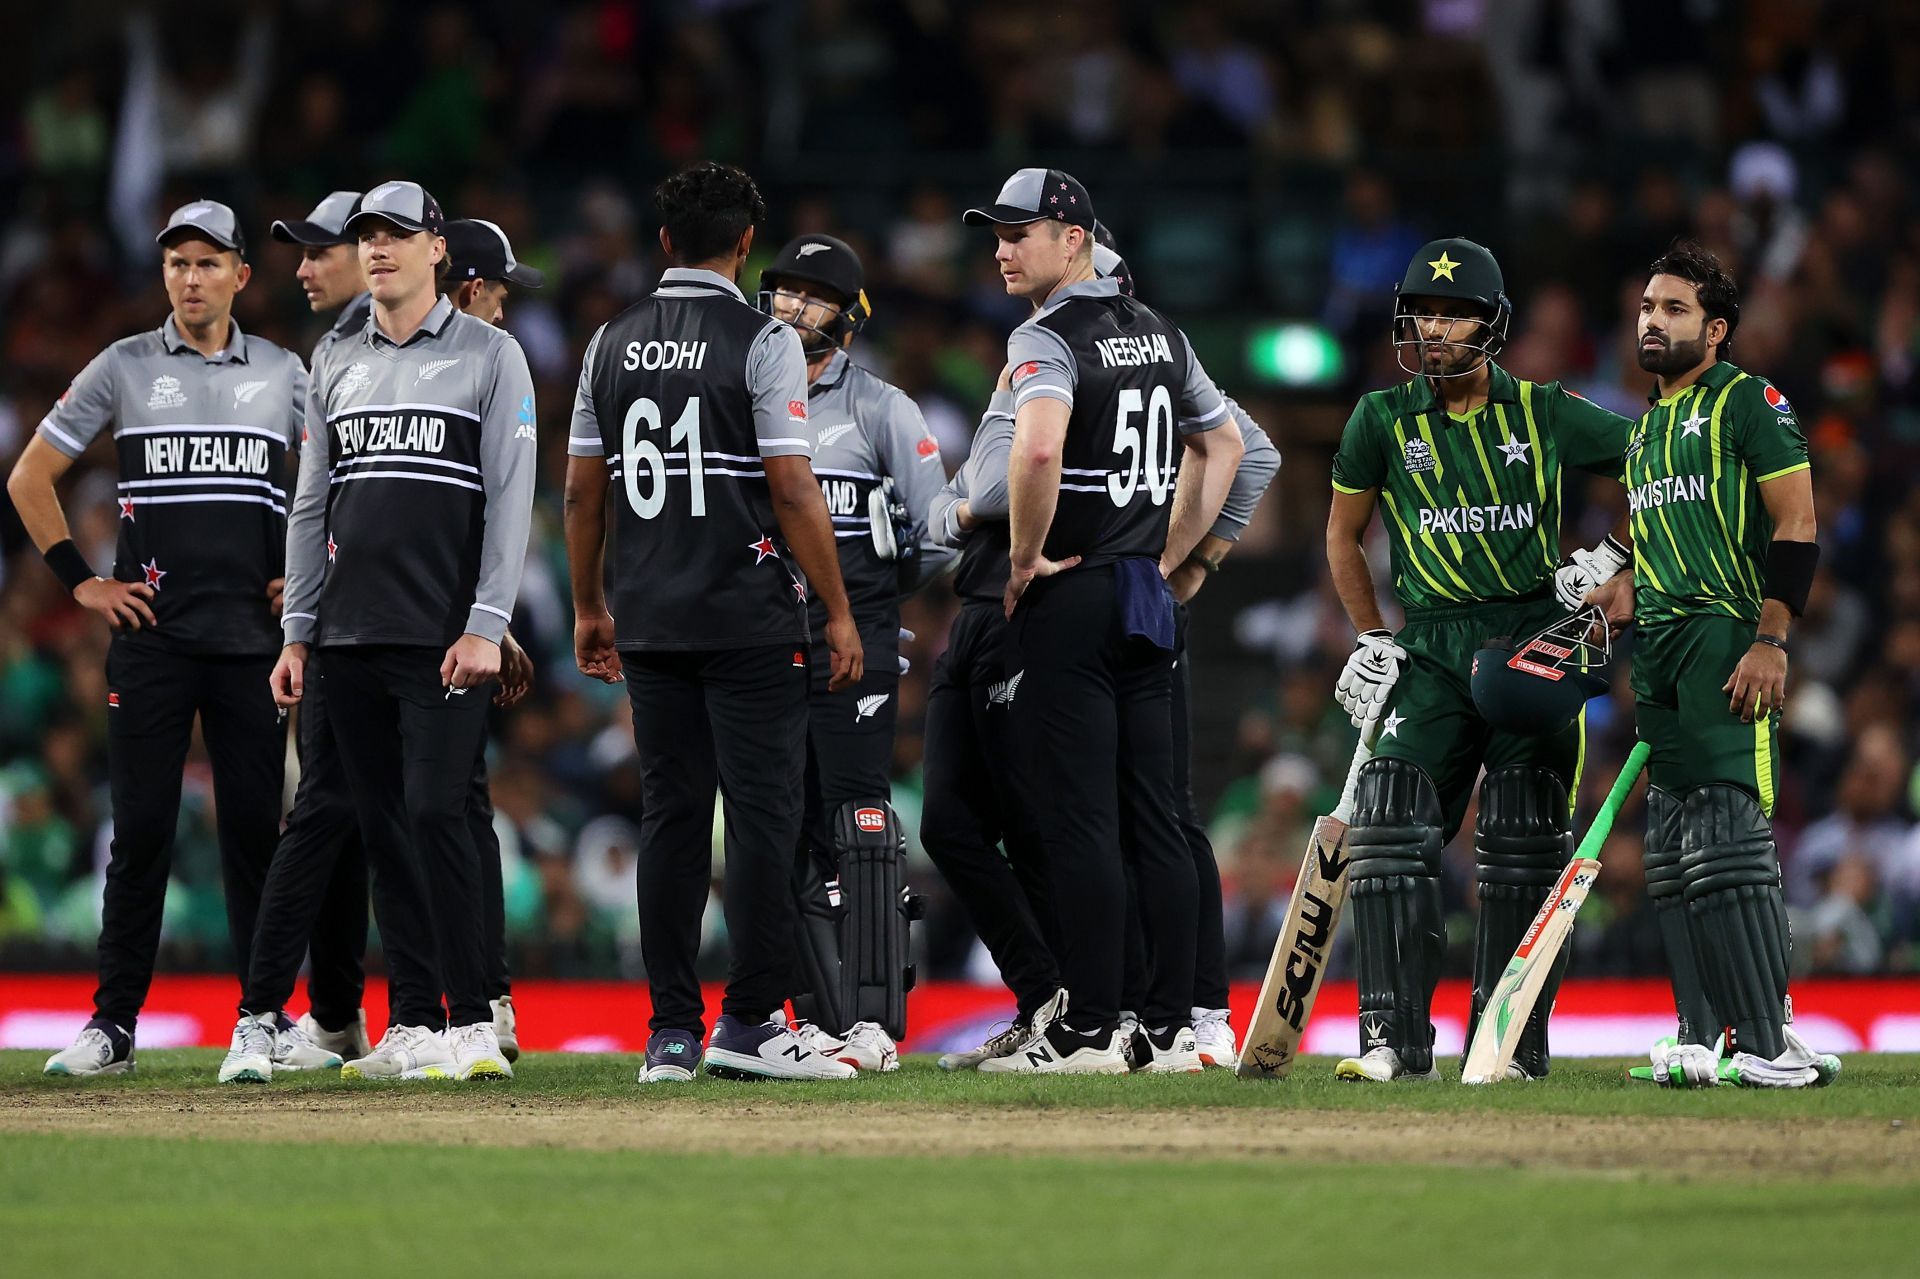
left=1185, top=550, right=1222, bottom=576
left=43, top=539, right=96, bottom=593
left=1764, top=539, right=1819, bottom=617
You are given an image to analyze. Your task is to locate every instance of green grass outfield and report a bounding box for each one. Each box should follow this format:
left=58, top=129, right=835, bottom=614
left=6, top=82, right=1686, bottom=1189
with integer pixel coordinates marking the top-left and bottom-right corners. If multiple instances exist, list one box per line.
left=4, top=1051, right=1918, bottom=1277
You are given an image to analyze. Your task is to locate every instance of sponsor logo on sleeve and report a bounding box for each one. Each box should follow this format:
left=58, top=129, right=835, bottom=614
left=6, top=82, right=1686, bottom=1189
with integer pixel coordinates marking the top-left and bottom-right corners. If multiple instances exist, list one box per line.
left=1012, top=361, right=1040, bottom=383
left=1763, top=384, right=1791, bottom=412
left=916, top=435, right=941, bottom=459
left=788, top=399, right=808, bottom=419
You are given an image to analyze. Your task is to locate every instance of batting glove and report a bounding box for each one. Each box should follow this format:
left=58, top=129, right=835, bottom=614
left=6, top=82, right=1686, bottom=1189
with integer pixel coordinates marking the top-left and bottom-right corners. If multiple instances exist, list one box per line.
left=1553, top=535, right=1631, bottom=611
left=1335, top=629, right=1406, bottom=729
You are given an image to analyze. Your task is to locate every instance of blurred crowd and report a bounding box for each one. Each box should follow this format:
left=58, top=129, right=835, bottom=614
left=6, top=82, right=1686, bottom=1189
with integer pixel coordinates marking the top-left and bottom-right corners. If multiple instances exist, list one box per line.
left=3, top=0, right=1919, bottom=985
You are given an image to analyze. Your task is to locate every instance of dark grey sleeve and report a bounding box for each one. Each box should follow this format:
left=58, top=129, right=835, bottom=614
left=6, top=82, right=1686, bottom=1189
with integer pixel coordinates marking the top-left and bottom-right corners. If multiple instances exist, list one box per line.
left=877, top=388, right=958, bottom=586
left=1174, top=330, right=1230, bottom=434
left=1005, top=323, right=1076, bottom=411
left=35, top=348, right=117, bottom=457
left=282, top=358, right=332, bottom=644
left=959, top=391, right=1017, bottom=523
left=746, top=320, right=813, bottom=457
left=928, top=471, right=968, bottom=550
left=567, top=324, right=606, bottom=458
left=283, top=351, right=310, bottom=449
left=1212, top=401, right=1281, bottom=541
left=466, top=336, right=539, bottom=643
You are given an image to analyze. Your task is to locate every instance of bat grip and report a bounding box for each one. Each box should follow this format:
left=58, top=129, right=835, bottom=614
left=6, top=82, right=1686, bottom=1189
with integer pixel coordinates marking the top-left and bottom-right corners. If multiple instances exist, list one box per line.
left=1330, top=732, right=1373, bottom=825
left=1574, top=740, right=1652, bottom=859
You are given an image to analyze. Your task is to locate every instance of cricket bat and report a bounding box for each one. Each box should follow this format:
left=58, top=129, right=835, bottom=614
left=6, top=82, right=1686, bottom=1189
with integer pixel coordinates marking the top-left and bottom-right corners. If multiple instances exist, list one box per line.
left=1236, top=735, right=1372, bottom=1079
left=1460, top=740, right=1652, bottom=1085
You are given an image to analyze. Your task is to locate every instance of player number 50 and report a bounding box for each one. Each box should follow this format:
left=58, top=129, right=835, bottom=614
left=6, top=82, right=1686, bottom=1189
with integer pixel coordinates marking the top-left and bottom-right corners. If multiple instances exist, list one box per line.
left=621, top=396, right=706, bottom=519
left=1107, top=385, right=1175, bottom=508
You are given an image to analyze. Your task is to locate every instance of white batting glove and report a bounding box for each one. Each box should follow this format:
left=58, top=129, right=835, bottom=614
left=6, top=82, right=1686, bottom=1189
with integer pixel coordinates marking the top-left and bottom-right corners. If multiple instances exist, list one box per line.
left=1650, top=1035, right=1721, bottom=1088
left=1554, top=535, right=1632, bottom=611
left=1335, top=629, right=1406, bottom=729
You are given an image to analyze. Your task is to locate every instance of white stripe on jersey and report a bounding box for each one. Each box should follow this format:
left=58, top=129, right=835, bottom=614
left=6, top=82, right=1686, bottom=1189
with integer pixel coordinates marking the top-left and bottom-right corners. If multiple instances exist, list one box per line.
left=329, top=471, right=483, bottom=493
left=118, top=477, right=287, bottom=497
left=38, top=419, right=86, bottom=451
left=116, top=423, right=289, bottom=443
left=121, top=493, right=287, bottom=514
left=332, top=454, right=481, bottom=476
left=326, top=401, right=481, bottom=423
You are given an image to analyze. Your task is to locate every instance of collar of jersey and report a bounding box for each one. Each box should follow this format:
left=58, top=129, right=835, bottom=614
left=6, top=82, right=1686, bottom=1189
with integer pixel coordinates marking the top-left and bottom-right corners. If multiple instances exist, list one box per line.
left=811, top=349, right=852, bottom=395
left=1029, top=275, right=1121, bottom=322
left=160, top=314, right=250, bottom=363
left=330, top=292, right=372, bottom=339
left=364, top=294, right=457, bottom=349
left=658, top=266, right=744, bottom=302
left=1404, top=362, right=1517, bottom=415
left=1647, top=358, right=1738, bottom=406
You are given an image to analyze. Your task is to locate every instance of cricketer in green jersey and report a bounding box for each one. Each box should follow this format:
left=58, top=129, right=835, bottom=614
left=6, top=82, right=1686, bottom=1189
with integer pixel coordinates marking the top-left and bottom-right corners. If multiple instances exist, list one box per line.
left=1594, top=241, right=1836, bottom=1089
left=1324, top=237, right=1634, bottom=1082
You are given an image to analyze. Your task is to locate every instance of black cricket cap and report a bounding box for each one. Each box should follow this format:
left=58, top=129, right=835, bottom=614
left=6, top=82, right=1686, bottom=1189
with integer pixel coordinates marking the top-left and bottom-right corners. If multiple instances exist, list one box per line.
left=344, top=180, right=446, bottom=237
left=1091, top=221, right=1134, bottom=297
left=762, top=234, right=864, bottom=303
left=963, top=167, right=1096, bottom=231
left=271, top=191, right=361, bottom=247
left=157, top=200, right=246, bottom=256
left=444, top=218, right=545, bottom=288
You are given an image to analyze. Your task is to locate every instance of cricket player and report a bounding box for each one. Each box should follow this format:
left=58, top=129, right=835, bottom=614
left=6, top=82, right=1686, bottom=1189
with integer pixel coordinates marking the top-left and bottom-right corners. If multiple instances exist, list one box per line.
left=962, top=168, right=1242, bottom=1074
left=564, top=161, right=861, bottom=1082
left=275, top=180, right=535, bottom=1082
left=1606, top=241, right=1836, bottom=1088
left=13, top=202, right=306, bottom=1078
left=757, top=233, right=954, bottom=1071
left=1326, top=238, right=1633, bottom=1082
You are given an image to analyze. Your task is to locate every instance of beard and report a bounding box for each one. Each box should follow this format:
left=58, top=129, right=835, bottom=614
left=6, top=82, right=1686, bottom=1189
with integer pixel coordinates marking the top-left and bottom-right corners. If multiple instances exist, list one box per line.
left=1637, top=331, right=1708, bottom=376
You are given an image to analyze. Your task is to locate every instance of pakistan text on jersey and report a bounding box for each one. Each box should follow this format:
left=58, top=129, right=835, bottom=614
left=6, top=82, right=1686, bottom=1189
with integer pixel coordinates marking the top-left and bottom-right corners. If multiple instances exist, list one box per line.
left=1628, top=473, right=1709, bottom=514
left=1094, top=332, right=1175, bottom=369
left=1416, top=502, right=1538, bottom=535
left=141, top=433, right=275, bottom=476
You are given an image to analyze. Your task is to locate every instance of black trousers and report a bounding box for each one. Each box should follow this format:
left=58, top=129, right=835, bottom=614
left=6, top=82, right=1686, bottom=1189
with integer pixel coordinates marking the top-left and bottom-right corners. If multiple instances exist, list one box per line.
left=1006, top=565, right=1196, bottom=1031
left=920, top=600, right=1063, bottom=1021
left=318, top=645, right=493, bottom=1028
left=93, top=640, right=282, bottom=1030
left=626, top=644, right=808, bottom=1035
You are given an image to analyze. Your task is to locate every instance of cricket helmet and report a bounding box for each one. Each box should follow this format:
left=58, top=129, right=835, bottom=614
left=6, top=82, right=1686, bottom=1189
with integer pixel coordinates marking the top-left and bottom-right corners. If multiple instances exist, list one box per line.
left=758, top=234, right=871, bottom=352
left=1470, top=606, right=1612, bottom=737
left=1393, top=236, right=1511, bottom=378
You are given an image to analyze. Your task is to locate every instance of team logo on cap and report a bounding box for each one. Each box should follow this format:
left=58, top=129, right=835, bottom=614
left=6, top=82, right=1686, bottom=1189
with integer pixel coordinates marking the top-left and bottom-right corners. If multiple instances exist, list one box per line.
left=147, top=375, right=186, bottom=410
left=797, top=243, right=832, bottom=258
left=1763, top=384, right=1791, bottom=412
left=854, top=807, right=887, bottom=832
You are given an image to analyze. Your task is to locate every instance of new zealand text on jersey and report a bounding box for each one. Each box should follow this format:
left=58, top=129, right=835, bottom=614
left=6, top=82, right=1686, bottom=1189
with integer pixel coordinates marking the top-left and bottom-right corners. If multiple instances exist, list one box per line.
left=1628, top=473, right=1708, bottom=514
left=334, top=413, right=449, bottom=455
left=1417, top=501, right=1537, bottom=535
left=142, top=434, right=273, bottom=476
left=1095, top=333, right=1174, bottom=368
left=820, top=477, right=863, bottom=515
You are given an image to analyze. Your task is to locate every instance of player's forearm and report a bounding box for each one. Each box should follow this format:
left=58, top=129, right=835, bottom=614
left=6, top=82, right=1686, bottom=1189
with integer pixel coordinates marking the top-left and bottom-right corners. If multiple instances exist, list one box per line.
left=5, top=447, right=76, bottom=552
left=1006, top=445, right=1061, bottom=569
left=1327, top=527, right=1385, bottom=634
left=562, top=458, right=611, bottom=616
left=1756, top=598, right=1794, bottom=640
left=772, top=478, right=854, bottom=619
left=1163, top=432, right=1242, bottom=572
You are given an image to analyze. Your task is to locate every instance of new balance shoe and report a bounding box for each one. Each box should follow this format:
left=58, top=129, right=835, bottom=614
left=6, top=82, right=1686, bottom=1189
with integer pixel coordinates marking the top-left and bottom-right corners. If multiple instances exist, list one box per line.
left=1334, top=1046, right=1439, bottom=1082
left=1192, top=1007, right=1238, bottom=1070
left=835, top=1022, right=900, bottom=1073
left=640, top=1029, right=703, bottom=1083
left=491, top=995, right=520, bottom=1063
left=298, top=1010, right=372, bottom=1063
left=450, top=1022, right=513, bottom=1080
left=980, top=1017, right=1131, bottom=1075
left=937, top=1019, right=1030, bottom=1072
left=43, top=1021, right=134, bottom=1078
left=271, top=1014, right=343, bottom=1072
left=342, top=1025, right=454, bottom=1080
left=704, top=1014, right=856, bottom=1080
left=1135, top=1024, right=1203, bottom=1074
left=218, top=1014, right=276, bottom=1084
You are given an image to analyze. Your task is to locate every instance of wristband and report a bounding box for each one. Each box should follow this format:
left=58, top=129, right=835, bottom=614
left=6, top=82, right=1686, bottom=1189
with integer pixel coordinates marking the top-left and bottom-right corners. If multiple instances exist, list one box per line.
left=1754, top=633, right=1789, bottom=654
left=43, top=539, right=96, bottom=593
left=1185, top=551, right=1222, bottom=576
left=1764, top=539, right=1819, bottom=617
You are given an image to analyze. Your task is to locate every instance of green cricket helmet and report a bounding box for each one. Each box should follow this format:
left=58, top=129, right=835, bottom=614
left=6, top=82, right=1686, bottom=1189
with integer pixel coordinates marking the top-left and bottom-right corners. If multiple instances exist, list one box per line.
left=1393, top=236, right=1512, bottom=378
left=1471, top=606, right=1612, bottom=737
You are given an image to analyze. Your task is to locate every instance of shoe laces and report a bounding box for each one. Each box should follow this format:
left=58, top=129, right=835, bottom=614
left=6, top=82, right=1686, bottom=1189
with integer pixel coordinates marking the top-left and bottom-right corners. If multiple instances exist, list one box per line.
left=235, top=1018, right=273, bottom=1056
left=77, top=1027, right=115, bottom=1063
left=983, top=1020, right=1029, bottom=1053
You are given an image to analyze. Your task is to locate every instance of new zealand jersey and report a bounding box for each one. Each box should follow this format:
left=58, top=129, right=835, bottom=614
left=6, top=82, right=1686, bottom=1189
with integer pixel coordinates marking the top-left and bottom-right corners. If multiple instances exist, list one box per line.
left=1005, top=278, right=1227, bottom=567
left=36, top=316, right=305, bottom=655
left=568, top=267, right=813, bottom=651
left=1330, top=365, right=1630, bottom=611
left=1623, top=361, right=1809, bottom=624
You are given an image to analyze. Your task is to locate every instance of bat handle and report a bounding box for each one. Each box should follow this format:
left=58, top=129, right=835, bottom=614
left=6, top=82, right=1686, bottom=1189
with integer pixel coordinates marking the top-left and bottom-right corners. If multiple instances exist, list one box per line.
left=1330, top=731, right=1374, bottom=825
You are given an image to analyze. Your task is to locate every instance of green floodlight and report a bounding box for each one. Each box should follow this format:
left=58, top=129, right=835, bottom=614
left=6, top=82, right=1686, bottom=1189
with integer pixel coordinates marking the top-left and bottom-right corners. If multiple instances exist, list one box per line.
left=1247, top=322, right=1345, bottom=389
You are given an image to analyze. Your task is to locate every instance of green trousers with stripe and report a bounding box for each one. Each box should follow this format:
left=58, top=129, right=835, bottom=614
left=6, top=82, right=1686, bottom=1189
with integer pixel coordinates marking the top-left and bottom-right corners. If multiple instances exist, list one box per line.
left=1630, top=614, right=1780, bottom=810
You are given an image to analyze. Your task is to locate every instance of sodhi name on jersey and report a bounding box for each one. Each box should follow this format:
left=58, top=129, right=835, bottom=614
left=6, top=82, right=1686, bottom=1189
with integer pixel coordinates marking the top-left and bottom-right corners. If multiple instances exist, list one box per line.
left=335, top=413, right=448, bottom=454
left=1417, top=501, right=1537, bottom=535
left=143, top=434, right=273, bottom=476
left=1628, top=473, right=1708, bottom=514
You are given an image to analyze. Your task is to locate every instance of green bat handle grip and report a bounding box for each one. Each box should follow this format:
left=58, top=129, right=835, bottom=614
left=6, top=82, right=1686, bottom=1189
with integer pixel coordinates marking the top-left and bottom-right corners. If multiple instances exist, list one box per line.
left=1575, top=740, right=1652, bottom=859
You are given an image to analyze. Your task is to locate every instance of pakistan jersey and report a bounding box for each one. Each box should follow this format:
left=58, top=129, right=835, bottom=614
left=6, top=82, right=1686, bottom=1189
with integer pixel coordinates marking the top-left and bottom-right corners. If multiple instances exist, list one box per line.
left=1623, top=360, right=1809, bottom=625
left=1330, top=364, right=1629, bottom=611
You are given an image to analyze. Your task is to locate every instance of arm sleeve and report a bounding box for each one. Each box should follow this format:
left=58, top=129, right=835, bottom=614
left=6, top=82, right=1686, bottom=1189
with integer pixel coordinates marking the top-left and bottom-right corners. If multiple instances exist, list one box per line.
left=1548, top=383, right=1633, bottom=480
left=281, top=360, right=332, bottom=644
left=283, top=352, right=310, bottom=449
left=1005, top=323, right=1076, bottom=410
left=1212, top=404, right=1281, bottom=541
left=566, top=324, right=607, bottom=458
left=1174, top=331, right=1230, bottom=434
left=928, top=395, right=1015, bottom=549
left=878, top=388, right=958, bottom=586
left=1736, top=378, right=1811, bottom=482
left=1329, top=397, right=1384, bottom=494
left=36, top=349, right=117, bottom=457
left=747, top=321, right=814, bottom=458
left=465, top=337, right=539, bottom=643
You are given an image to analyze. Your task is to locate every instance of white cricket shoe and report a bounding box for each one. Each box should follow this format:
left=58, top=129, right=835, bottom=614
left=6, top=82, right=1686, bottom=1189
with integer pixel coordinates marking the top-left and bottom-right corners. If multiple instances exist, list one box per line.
left=979, top=991, right=1129, bottom=1075
left=1136, top=1024, right=1204, bottom=1074
left=342, top=1025, right=455, bottom=1080
left=1192, top=1007, right=1238, bottom=1070
left=835, top=1022, right=901, bottom=1072
left=218, top=1014, right=277, bottom=1083
left=1334, top=1046, right=1439, bottom=1082
left=1117, top=1010, right=1142, bottom=1069
left=298, top=1010, right=373, bottom=1063
left=270, top=1016, right=343, bottom=1072
left=43, top=1024, right=135, bottom=1078
left=937, top=1019, right=1031, bottom=1072
left=705, top=1014, right=856, bottom=1080
left=450, top=1022, right=513, bottom=1081
left=491, top=996, right=520, bottom=1063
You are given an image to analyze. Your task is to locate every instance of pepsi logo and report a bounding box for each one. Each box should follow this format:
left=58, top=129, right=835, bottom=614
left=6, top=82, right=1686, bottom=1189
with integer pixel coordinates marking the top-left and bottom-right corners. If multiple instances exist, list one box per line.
left=1763, top=384, right=1791, bottom=412
left=855, top=807, right=886, bottom=832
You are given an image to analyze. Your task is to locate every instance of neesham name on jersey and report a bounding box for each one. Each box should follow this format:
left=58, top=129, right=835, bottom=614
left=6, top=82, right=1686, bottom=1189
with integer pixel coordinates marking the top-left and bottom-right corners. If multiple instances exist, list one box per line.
left=334, top=414, right=449, bottom=454
left=1094, top=332, right=1174, bottom=368
left=1416, top=501, right=1537, bottom=535
left=142, top=434, right=274, bottom=475
left=1627, top=473, right=1708, bottom=513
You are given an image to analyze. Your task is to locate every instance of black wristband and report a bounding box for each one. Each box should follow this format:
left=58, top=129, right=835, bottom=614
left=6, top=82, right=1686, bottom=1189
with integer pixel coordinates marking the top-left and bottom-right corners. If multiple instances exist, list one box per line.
left=1185, top=551, right=1222, bottom=576
left=1754, top=633, right=1789, bottom=654
left=43, top=539, right=96, bottom=593
left=1764, top=539, right=1819, bottom=616
left=1601, top=533, right=1633, bottom=565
